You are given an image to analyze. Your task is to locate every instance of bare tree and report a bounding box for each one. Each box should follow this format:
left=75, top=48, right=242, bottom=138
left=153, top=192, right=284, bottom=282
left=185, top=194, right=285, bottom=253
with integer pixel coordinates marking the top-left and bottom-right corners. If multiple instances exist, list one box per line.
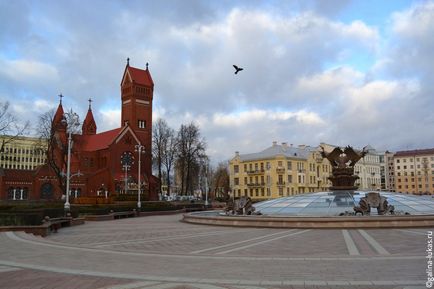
left=176, top=122, right=206, bottom=195
left=0, top=101, right=29, bottom=152
left=162, top=128, right=177, bottom=195
left=35, top=108, right=80, bottom=195
left=212, top=161, right=230, bottom=199
left=152, top=119, right=170, bottom=193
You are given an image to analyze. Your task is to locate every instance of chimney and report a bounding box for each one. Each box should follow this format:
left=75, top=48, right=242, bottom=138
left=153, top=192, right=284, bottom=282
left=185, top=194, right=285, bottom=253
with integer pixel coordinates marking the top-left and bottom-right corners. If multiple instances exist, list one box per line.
left=282, top=142, right=288, bottom=150
left=235, top=151, right=239, bottom=157
left=272, top=141, right=277, bottom=146
left=298, top=144, right=306, bottom=149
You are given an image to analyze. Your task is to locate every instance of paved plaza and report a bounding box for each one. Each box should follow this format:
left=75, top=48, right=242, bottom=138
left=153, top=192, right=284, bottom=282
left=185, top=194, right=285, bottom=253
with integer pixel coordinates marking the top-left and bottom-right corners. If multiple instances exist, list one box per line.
left=0, top=213, right=431, bottom=289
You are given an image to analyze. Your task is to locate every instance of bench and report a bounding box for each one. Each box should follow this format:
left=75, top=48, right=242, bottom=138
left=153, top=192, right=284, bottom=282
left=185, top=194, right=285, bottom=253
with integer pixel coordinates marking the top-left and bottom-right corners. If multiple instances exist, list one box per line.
left=112, top=211, right=136, bottom=219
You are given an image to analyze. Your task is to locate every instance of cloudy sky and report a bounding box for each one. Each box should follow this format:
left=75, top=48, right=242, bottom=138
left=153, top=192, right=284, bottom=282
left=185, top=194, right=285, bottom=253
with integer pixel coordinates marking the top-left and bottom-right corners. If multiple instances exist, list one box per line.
left=1, top=0, right=433, bottom=163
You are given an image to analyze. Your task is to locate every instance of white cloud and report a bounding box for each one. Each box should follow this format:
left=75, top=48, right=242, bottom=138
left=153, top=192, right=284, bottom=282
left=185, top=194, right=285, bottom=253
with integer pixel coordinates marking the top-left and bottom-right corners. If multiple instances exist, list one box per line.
left=0, top=58, right=59, bottom=83
left=98, top=109, right=121, bottom=132
left=212, top=109, right=325, bottom=127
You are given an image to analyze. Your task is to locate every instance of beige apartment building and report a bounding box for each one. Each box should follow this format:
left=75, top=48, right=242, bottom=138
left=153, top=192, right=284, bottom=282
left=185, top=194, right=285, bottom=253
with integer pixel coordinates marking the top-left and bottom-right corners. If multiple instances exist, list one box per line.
left=393, top=148, right=434, bottom=195
left=384, top=151, right=395, bottom=191
left=229, top=142, right=332, bottom=200
left=0, top=135, right=47, bottom=170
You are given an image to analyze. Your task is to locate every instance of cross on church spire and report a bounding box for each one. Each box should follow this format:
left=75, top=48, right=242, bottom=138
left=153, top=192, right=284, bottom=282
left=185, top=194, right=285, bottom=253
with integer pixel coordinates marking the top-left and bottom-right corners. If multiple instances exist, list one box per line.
left=88, top=98, right=92, bottom=110
left=59, top=93, right=64, bottom=105
left=146, top=62, right=149, bottom=70
left=127, top=57, right=130, bottom=66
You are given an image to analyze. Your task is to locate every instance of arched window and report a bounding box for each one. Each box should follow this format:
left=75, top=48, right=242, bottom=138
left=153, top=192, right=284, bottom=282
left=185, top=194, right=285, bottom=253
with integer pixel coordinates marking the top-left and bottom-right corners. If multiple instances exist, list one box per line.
left=7, top=187, right=14, bottom=200
left=40, top=183, right=53, bottom=199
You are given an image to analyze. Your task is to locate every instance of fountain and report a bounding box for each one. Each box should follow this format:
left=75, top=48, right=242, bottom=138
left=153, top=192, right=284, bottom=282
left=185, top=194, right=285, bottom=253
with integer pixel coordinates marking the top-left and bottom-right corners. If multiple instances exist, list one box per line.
left=183, top=146, right=434, bottom=228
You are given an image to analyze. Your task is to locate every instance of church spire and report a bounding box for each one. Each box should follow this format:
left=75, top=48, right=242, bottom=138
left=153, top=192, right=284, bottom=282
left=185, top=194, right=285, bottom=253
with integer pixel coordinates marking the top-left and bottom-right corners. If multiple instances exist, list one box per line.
left=82, top=97, right=97, bottom=135
left=53, top=93, right=66, bottom=130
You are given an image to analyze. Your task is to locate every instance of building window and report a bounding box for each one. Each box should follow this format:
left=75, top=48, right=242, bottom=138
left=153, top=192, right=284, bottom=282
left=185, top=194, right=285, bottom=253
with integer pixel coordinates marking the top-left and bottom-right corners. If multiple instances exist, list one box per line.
left=234, top=165, right=239, bottom=173
left=234, top=178, right=239, bottom=186
left=244, top=164, right=247, bottom=171
left=287, top=161, right=292, bottom=170
left=138, top=120, right=146, bottom=129
left=288, top=175, right=292, bottom=183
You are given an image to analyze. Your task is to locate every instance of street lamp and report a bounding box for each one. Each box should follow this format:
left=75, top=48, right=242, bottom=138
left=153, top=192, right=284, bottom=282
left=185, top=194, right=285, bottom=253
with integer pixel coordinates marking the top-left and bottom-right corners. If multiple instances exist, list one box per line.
left=62, top=108, right=80, bottom=212
left=135, top=144, right=145, bottom=209
left=204, top=164, right=209, bottom=207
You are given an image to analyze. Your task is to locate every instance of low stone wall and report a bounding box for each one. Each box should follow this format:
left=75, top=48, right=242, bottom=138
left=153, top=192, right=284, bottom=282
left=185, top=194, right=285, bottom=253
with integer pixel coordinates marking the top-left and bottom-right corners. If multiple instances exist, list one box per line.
left=183, top=212, right=434, bottom=229
left=84, top=209, right=186, bottom=221
left=0, top=217, right=85, bottom=237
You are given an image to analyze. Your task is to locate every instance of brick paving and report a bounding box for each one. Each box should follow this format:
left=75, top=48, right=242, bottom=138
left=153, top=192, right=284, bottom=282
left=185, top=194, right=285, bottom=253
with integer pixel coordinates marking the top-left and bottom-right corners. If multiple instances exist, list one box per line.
left=0, top=214, right=430, bottom=288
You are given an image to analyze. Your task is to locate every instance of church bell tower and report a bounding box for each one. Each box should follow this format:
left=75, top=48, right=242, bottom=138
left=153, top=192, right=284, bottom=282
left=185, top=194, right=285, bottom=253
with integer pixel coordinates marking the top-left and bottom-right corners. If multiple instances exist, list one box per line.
left=120, top=58, right=154, bottom=175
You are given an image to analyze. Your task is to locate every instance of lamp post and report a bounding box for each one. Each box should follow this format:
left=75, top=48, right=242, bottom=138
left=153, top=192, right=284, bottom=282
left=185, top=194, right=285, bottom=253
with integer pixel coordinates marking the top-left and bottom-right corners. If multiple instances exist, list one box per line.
left=205, top=164, right=209, bottom=207
left=122, top=164, right=130, bottom=194
left=135, top=144, right=145, bottom=209
left=62, top=109, right=80, bottom=212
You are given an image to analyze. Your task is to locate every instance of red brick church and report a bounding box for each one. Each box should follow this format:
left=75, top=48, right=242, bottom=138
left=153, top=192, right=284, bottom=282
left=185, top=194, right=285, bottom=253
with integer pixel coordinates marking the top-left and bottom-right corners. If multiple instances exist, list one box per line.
left=0, top=60, right=159, bottom=201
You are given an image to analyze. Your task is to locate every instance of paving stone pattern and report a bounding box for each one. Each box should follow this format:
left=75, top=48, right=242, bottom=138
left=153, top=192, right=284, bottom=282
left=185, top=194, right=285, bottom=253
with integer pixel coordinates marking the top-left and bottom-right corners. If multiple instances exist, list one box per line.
left=0, top=214, right=430, bottom=289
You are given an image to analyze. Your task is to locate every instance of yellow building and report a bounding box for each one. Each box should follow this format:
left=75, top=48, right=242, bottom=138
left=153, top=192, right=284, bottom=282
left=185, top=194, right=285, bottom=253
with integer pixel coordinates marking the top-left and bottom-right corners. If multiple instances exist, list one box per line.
left=229, top=142, right=331, bottom=200
left=0, top=135, right=47, bottom=170
left=393, top=148, right=434, bottom=195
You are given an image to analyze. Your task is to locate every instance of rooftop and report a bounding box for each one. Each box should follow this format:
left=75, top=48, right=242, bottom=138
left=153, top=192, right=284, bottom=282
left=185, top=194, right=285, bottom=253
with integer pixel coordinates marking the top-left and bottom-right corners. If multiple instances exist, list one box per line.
left=236, top=142, right=316, bottom=162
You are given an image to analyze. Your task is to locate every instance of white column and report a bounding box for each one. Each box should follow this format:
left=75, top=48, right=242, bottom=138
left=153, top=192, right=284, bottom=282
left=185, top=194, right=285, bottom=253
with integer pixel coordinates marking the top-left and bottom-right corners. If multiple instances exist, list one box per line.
left=20, top=189, right=23, bottom=200
left=13, top=189, right=16, bottom=200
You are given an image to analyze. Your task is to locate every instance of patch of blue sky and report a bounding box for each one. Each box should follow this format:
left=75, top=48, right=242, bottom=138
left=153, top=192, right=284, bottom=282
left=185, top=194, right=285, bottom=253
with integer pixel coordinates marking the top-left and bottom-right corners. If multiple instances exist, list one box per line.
left=0, top=46, right=20, bottom=60
left=322, top=49, right=376, bottom=74
left=99, top=98, right=120, bottom=111
left=335, top=0, right=414, bottom=32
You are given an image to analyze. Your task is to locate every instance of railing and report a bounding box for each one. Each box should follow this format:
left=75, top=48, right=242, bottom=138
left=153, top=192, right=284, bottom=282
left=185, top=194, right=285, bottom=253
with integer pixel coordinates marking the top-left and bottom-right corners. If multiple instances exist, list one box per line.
left=246, top=169, right=265, bottom=174
left=276, top=167, right=285, bottom=173
left=247, top=182, right=265, bottom=187
left=276, top=181, right=286, bottom=186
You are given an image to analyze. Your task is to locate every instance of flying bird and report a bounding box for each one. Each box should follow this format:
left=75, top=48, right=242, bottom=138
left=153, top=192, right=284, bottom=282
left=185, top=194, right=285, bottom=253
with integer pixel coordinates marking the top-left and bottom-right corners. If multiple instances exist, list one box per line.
left=233, top=65, right=244, bottom=74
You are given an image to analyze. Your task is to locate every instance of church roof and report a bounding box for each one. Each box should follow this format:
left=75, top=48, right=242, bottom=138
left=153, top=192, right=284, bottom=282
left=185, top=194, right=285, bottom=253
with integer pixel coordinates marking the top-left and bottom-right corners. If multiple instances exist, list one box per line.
left=79, top=128, right=122, bottom=151
left=129, top=66, right=154, bottom=86
left=122, top=64, right=154, bottom=87
left=1, top=169, right=35, bottom=181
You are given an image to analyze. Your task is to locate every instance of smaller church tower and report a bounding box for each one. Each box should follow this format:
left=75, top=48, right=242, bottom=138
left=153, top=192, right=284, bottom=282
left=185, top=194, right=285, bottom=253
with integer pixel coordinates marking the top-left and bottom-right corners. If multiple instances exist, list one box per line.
left=82, top=98, right=97, bottom=135
left=53, top=94, right=66, bottom=132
